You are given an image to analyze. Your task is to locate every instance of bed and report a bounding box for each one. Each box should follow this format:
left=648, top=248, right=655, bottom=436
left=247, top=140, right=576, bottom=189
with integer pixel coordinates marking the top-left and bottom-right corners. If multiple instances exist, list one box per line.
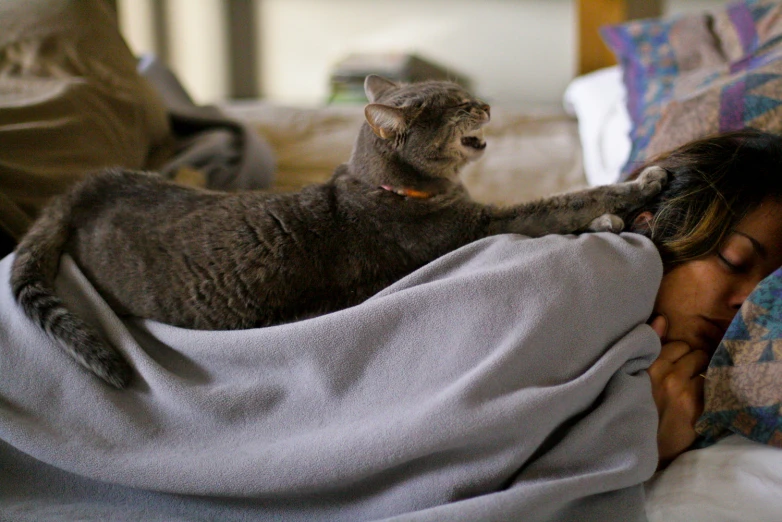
left=2, top=0, right=782, bottom=520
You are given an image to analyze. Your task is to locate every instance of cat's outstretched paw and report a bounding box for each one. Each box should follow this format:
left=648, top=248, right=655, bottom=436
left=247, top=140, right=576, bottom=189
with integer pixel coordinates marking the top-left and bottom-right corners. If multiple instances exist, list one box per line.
left=636, top=165, right=668, bottom=196
left=588, top=213, right=624, bottom=233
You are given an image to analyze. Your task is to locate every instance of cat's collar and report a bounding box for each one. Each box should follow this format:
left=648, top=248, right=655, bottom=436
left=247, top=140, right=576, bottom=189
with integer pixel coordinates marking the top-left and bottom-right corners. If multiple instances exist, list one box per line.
left=379, top=184, right=434, bottom=199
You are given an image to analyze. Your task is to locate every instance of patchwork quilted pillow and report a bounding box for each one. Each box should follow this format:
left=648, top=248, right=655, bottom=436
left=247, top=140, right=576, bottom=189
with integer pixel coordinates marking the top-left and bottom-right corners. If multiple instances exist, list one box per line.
left=696, top=267, right=782, bottom=447
left=601, top=0, right=782, bottom=177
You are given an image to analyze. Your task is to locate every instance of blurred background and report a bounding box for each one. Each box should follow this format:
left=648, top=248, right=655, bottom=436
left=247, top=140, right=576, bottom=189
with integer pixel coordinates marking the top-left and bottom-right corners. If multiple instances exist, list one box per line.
left=115, top=0, right=730, bottom=108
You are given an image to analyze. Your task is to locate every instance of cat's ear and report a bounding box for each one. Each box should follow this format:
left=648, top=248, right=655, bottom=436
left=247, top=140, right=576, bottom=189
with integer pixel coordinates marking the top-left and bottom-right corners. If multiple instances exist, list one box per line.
left=364, top=104, right=406, bottom=140
left=364, top=75, right=398, bottom=103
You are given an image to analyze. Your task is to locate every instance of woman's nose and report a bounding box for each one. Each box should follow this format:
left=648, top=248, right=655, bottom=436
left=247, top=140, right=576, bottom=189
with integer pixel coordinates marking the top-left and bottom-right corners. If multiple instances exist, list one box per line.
left=728, top=278, right=760, bottom=310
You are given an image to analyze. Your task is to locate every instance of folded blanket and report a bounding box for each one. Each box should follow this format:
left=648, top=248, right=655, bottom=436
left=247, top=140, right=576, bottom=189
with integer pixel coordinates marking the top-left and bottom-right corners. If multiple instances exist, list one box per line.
left=0, top=233, right=662, bottom=521
left=137, top=54, right=276, bottom=192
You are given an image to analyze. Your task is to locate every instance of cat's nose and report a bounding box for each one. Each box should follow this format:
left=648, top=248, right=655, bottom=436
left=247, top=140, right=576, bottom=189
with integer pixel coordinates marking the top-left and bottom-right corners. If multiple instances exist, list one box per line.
left=478, top=104, right=490, bottom=122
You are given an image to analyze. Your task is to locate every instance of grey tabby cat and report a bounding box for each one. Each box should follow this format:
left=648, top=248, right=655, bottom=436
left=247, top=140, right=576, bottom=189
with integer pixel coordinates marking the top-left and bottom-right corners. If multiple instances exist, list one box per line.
left=11, top=75, right=666, bottom=389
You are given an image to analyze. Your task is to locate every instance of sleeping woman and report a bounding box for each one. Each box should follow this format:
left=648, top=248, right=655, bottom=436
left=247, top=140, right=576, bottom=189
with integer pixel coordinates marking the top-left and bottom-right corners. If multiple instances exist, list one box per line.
left=624, top=128, right=782, bottom=466
left=2, top=128, right=782, bottom=520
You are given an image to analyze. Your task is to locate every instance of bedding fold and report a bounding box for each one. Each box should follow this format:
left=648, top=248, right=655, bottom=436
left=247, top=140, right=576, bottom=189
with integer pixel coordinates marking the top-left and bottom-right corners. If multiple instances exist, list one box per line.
left=0, top=233, right=662, bottom=521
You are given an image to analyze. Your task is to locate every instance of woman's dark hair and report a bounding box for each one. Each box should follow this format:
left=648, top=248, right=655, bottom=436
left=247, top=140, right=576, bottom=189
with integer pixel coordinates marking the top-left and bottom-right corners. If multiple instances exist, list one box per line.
left=626, top=128, right=782, bottom=269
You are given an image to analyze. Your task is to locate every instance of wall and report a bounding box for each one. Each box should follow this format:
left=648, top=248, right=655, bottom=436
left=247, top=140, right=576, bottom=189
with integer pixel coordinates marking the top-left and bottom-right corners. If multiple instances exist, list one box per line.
left=117, top=0, right=732, bottom=107
left=118, top=0, right=230, bottom=102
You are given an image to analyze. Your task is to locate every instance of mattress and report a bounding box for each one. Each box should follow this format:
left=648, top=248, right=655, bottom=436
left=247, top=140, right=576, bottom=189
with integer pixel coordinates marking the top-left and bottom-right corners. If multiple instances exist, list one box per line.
left=219, top=101, right=587, bottom=204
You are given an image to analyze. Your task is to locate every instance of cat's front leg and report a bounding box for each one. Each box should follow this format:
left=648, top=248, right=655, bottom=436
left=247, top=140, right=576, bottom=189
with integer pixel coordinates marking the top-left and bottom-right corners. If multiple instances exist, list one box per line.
left=588, top=165, right=668, bottom=231
left=580, top=165, right=667, bottom=207
left=587, top=213, right=625, bottom=233
left=587, top=165, right=668, bottom=231
left=639, top=165, right=667, bottom=192
left=484, top=166, right=668, bottom=237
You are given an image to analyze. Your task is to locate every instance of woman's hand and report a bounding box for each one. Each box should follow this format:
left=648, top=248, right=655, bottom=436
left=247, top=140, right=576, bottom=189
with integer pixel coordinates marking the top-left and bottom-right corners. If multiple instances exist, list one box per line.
left=647, top=315, right=709, bottom=467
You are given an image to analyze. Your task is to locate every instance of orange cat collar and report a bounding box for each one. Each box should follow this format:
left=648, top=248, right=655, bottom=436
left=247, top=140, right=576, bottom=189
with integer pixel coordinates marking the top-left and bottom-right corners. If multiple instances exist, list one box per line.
left=380, top=185, right=433, bottom=199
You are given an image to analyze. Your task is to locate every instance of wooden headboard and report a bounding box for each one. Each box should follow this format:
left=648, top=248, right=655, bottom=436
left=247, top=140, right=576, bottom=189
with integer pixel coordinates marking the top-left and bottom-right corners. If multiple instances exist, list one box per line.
left=577, top=0, right=663, bottom=75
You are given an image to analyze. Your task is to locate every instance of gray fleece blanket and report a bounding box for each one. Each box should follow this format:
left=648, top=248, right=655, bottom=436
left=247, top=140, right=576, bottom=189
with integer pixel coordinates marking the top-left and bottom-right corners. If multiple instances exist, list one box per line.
left=0, top=233, right=662, bottom=521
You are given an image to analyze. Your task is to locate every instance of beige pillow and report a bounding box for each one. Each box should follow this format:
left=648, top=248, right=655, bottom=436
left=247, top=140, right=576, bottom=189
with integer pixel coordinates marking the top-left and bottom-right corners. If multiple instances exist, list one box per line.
left=0, top=0, right=173, bottom=241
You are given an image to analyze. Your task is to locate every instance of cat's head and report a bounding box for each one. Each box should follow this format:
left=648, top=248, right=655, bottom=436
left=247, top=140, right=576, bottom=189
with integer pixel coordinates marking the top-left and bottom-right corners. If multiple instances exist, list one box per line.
left=362, top=75, right=490, bottom=179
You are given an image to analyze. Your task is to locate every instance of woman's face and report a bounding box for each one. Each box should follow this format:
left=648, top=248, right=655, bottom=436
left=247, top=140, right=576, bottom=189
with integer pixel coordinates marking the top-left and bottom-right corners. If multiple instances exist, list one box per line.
left=653, top=198, right=782, bottom=354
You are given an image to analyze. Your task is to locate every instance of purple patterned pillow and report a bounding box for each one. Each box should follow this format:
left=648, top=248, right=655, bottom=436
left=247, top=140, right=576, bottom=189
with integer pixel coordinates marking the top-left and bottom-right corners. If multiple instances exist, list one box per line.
left=601, top=0, right=782, bottom=177
left=696, top=266, right=782, bottom=447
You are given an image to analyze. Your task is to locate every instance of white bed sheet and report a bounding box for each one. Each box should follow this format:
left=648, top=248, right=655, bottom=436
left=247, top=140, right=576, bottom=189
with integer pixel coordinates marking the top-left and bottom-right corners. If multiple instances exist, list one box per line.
left=645, top=435, right=782, bottom=521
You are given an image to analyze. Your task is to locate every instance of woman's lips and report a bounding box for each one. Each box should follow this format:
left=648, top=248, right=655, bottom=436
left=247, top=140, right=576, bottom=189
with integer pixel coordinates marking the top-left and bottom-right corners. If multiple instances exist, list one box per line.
left=701, top=317, right=731, bottom=349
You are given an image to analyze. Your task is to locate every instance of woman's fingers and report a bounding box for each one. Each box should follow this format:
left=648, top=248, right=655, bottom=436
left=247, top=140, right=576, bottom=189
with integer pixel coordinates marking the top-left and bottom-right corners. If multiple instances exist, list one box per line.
left=648, top=342, right=708, bottom=387
left=673, top=349, right=709, bottom=379
left=649, top=314, right=668, bottom=340
left=654, top=340, right=693, bottom=364
left=649, top=341, right=709, bottom=465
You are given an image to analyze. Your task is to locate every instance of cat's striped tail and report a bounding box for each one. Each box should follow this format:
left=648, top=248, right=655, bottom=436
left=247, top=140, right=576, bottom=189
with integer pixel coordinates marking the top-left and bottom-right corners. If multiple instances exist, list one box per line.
left=10, top=191, right=132, bottom=389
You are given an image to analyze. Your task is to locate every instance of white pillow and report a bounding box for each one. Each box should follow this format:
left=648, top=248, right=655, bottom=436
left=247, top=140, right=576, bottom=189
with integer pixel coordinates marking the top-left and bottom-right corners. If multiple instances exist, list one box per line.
left=563, top=66, right=632, bottom=186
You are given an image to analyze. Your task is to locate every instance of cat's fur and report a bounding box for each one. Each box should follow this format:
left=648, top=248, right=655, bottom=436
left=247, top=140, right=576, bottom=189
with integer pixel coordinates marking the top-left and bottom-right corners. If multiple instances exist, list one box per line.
left=11, top=75, right=666, bottom=389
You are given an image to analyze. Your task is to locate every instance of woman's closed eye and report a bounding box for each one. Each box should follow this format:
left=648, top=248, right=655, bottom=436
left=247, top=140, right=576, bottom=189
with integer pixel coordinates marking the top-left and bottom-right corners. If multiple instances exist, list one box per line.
left=717, top=252, right=747, bottom=273
left=717, top=233, right=757, bottom=273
